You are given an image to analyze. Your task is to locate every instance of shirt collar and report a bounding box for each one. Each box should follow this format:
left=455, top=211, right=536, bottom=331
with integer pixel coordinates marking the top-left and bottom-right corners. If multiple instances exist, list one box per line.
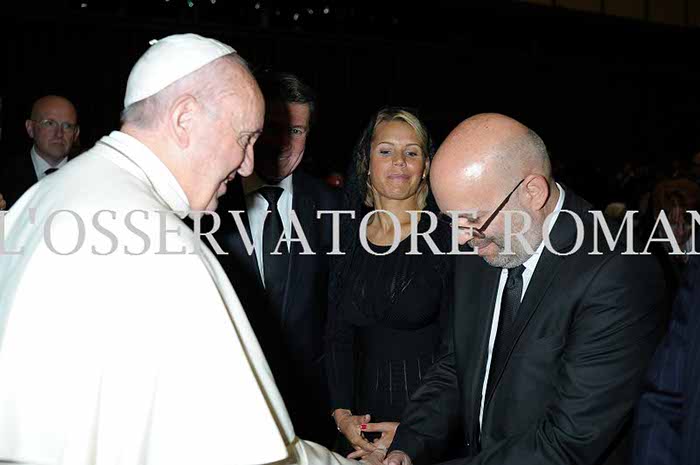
left=522, top=182, right=565, bottom=274
left=98, top=131, right=191, bottom=217
left=31, top=146, right=68, bottom=177
left=242, top=171, right=293, bottom=196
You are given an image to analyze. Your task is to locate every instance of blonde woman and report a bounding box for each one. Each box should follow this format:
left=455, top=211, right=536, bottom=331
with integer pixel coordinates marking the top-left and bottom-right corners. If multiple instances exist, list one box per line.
left=326, top=107, right=454, bottom=460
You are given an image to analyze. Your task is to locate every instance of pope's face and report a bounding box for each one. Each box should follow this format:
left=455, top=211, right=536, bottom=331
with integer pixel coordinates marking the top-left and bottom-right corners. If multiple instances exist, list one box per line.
left=195, top=75, right=264, bottom=212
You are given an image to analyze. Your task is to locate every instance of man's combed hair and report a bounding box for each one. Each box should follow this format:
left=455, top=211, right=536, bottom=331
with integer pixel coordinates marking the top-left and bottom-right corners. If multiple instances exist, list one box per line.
left=254, top=70, right=317, bottom=126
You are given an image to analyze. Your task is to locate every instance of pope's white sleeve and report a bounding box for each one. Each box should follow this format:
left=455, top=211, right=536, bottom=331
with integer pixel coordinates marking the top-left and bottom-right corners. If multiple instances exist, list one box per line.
left=287, top=437, right=359, bottom=465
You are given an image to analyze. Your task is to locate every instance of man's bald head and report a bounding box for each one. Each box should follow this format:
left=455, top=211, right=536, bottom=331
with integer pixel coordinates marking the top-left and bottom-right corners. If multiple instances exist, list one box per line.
left=25, top=95, right=79, bottom=165
left=431, top=113, right=551, bottom=198
left=30, top=96, right=77, bottom=122
left=431, top=113, right=558, bottom=267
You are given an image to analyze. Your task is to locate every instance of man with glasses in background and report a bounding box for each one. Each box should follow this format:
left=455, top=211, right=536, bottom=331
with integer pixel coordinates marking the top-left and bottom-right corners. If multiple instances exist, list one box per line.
left=381, top=113, right=666, bottom=465
left=0, top=95, right=79, bottom=209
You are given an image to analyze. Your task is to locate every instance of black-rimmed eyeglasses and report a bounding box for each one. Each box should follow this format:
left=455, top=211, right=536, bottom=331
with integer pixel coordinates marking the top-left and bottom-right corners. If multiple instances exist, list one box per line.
left=438, top=178, right=525, bottom=239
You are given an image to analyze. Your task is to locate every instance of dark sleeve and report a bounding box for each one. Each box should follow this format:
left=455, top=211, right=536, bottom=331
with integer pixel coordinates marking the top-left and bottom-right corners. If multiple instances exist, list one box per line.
left=391, top=255, right=462, bottom=464
left=462, top=254, right=665, bottom=465
left=1, top=156, right=33, bottom=209
left=325, top=256, right=356, bottom=411
left=682, top=263, right=700, bottom=464
left=634, top=256, right=699, bottom=465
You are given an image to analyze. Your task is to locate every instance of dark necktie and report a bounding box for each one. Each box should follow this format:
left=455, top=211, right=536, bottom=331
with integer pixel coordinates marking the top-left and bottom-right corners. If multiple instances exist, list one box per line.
left=485, top=264, right=526, bottom=402
left=44, top=167, right=58, bottom=176
left=258, top=186, right=289, bottom=317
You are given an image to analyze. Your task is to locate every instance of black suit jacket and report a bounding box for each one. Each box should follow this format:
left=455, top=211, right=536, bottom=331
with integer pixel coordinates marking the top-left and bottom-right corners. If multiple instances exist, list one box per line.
left=634, top=255, right=700, bottom=465
left=214, top=170, right=339, bottom=446
left=1, top=151, right=38, bottom=209
left=391, top=187, right=666, bottom=465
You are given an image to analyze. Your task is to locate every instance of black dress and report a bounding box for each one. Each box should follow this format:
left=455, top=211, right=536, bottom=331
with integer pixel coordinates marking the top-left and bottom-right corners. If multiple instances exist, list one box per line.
left=326, top=220, right=453, bottom=440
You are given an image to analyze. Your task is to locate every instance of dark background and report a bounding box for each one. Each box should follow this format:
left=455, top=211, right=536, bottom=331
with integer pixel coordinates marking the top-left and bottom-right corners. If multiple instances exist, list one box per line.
left=2, top=0, right=700, bottom=207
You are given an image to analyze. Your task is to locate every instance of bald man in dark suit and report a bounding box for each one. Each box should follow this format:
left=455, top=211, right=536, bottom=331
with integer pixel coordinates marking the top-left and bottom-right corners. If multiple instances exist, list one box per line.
left=1, top=95, right=79, bottom=209
left=382, top=114, right=665, bottom=465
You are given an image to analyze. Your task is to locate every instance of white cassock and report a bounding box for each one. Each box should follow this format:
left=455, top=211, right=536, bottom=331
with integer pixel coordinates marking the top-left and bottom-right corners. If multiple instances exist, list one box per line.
left=0, top=131, right=354, bottom=465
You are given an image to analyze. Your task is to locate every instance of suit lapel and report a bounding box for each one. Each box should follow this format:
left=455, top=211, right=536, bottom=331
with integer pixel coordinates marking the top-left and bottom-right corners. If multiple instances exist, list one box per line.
left=235, top=211, right=264, bottom=289
left=220, top=179, right=264, bottom=289
left=455, top=254, right=502, bottom=438
left=482, top=250, right=566, bottom=410
left=279, top=175, right=316, bottom=327
left=483, top=186, right=589, bottom=411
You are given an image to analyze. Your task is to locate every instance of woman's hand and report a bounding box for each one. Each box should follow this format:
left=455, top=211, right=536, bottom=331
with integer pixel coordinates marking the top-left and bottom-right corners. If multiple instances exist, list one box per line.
left=347, top=421, right=399, bottom=460
left=332, top=409, right=376, bottom=456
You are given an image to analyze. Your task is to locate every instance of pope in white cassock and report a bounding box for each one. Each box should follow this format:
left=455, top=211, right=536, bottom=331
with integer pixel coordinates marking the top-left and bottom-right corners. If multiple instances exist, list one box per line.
left=0, top=34, right=386, bottom=465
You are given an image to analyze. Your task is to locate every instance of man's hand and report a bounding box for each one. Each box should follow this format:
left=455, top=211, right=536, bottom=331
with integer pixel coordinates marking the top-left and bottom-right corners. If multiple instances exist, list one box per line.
left=383, top=450, right=412, bottom=465
left=332, top=409, right=377, bottom=456
left=0, top=193, right=6, bottom=211
left=359, top=447, right=388, bottom=465
left=348, top=422, right=399, bottom=459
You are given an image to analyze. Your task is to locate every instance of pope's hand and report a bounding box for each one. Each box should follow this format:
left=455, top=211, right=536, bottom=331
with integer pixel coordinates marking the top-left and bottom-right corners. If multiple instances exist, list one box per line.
left=383, top=450, right=412, bottom=465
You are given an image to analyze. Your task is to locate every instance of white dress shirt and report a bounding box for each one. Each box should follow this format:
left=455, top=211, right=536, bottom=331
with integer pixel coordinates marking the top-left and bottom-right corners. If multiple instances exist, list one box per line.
left=30, top=146, right=68, bottom=181
left=478, top=183, right=566, bottom=427
left=242, top=172, right=294, bottom=285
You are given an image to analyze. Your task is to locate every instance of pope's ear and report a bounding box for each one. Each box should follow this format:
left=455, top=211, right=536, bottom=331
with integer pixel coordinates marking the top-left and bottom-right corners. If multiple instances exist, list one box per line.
left=168, top=94, right=199, bottom=149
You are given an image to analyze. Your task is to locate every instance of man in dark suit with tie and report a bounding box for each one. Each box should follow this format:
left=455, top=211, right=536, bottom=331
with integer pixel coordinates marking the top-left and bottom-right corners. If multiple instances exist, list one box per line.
left=382, top=113, right=665, bottom=465
left=634, top=254, right=700, bottom=465
left=214, top=72, right=338, bottom=446
left=0, top=95, right=79, bottom=209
